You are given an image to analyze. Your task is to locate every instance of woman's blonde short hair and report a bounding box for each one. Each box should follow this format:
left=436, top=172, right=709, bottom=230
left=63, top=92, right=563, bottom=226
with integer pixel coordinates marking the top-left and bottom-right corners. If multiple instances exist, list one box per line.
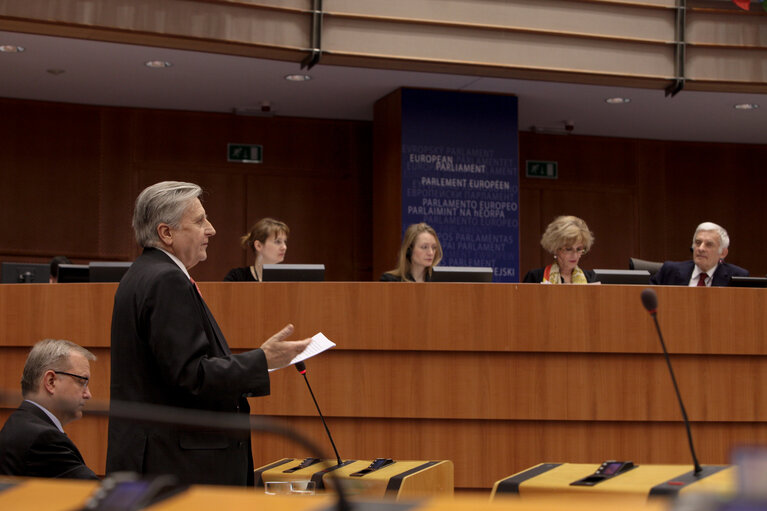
left=540, top=215, right=594, bottom=254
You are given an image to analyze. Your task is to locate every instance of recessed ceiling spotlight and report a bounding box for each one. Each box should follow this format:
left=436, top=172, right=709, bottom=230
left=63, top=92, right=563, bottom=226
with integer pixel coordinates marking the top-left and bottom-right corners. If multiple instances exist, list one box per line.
left=605, top=97, right=630, bottom=104
left=734, top=103, right=759, bottom=110
left=145, top=60, right=172, bottom=69
left=0, top=45, right=25, bottom=53
left=284, top=74, right=311, bottom=82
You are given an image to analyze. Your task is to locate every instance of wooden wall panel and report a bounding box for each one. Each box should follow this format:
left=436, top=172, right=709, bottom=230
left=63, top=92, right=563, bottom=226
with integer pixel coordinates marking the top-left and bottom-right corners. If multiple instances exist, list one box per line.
left=518, top=132, right=767, bottom=277
left=372, top=89, right=403, bottom=280
left=0, top=101, right=103, bottom=260
left=2, top=97, right=766, bottom=281
left=1, top=284, right=765, bottom=487
left=0, top=99, right=372, bottom=282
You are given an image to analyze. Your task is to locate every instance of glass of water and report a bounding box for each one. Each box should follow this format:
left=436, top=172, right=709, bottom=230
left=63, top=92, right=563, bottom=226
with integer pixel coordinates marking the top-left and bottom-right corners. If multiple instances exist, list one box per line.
left=290, top=480, right=316, bottom=496
left=264, top=481, right=291, bottom=495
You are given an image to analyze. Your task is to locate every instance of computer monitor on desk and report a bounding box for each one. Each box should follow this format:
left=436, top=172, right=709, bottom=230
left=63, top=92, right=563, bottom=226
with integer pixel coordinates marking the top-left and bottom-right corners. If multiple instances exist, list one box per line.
left=729, top=276, right=767, bottom=288
left=594, top=269, right=651, bottom=285
left=431, top=266, right=493, bottom=283
left=262, top=264, right=325, bottom=282
left=89, top=262, right=132, bottom=282
left=1, top=262, right=49, bottom=283
left=57, top=264, right=90, bottom=283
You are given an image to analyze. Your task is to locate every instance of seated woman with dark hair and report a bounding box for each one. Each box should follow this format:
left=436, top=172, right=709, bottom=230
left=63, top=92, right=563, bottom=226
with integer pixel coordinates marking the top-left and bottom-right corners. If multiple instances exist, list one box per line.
left=523, top=215, right=597, bottom=284
left=224, top=218, right=289, bottom=282
left=380, top=223, right=443, bottom=283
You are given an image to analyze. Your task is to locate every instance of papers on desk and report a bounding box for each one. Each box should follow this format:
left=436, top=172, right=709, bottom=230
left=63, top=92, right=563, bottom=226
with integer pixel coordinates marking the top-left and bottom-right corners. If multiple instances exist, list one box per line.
left=268, top=332, right=336, bottom=372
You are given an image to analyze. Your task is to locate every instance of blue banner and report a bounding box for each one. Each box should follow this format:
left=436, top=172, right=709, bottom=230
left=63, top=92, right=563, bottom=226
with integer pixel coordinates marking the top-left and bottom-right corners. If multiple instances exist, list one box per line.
left=401, top=88, right=519, bottom=282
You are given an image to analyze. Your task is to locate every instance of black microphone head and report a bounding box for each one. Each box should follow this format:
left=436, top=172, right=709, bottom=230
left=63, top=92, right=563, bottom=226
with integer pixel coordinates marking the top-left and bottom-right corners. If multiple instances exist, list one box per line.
left=295, top=361, right=306, bottom=373
left=641, top=288, right=658, bottom=313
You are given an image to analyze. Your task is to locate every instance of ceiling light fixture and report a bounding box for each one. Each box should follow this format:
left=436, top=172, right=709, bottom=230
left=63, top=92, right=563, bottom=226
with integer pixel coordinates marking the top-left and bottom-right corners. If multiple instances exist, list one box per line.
left=734, top=103, right=759, bottom=110
left=0, top=45, right=25, bottom=53
left=144, top=60, right=172, bottom=69
left=605, top=97, right=630, bottom=104
left=284, top=74, right=311, bottom=82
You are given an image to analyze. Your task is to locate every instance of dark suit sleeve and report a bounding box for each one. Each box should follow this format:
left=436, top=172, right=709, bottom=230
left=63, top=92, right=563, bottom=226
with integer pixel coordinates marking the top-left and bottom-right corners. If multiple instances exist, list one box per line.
left=649, top=263, right=669, bottom=285
left=379, top=272, right=401, bottom=282
left=28, top=429, right=98, bottom=480
left=522, top=268, right=544, bottom=283
left=147, top=268, right=269, bottom=405
left=584, top=269, right=597, bottom=283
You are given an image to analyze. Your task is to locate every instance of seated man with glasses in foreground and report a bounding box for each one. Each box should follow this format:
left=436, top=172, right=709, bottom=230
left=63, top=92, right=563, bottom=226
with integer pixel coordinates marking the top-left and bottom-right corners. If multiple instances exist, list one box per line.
left=0, top=339, right=98, bottom=479
left=523, top=215, right=598, bottom=284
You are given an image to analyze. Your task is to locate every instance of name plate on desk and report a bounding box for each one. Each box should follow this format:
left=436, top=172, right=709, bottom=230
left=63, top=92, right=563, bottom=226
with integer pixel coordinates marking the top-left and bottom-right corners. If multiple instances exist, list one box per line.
left=255, top=458, right=454, bottom=499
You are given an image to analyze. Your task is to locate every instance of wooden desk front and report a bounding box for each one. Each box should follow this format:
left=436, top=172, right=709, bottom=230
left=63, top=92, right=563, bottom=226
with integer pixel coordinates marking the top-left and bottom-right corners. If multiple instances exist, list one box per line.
left=1, top=283, right=766, bottom=490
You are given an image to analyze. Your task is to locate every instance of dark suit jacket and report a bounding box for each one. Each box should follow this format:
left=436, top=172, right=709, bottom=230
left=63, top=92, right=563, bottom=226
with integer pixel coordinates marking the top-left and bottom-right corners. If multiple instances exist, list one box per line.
left=0, top=400, right=98, bottom=479
left=379, top=271, right=431, bottom=282
left=649, top=260, right=749, bottom=286
left=223, top=266, right=258, bottom=282
left=106, top=248, right=270, bottom=486
left=523, top=267, right=597, bottom=284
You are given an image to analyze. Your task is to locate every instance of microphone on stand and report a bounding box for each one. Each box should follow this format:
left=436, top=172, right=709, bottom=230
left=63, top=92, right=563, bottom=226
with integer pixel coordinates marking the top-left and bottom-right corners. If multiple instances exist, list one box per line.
left=295, top=361, right=343, bottom=466
left=640, top=288, right=703, bottom=476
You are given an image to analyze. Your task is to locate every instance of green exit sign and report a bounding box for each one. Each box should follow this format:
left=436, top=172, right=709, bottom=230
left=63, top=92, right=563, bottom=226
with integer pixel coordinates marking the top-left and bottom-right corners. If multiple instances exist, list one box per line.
left=526, top=160, right=558, bottom=179
left=227, top=144, right=263, bottom=163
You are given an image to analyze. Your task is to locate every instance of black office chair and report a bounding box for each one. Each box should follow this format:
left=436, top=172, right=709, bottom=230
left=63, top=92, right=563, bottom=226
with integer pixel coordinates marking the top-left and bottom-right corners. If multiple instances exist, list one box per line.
left=628, top=257, right=663, bottom=276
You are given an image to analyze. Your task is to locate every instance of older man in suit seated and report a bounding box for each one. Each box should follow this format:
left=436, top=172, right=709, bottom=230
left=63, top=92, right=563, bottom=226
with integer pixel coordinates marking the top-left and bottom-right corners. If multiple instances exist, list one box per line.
left=0, top=339, right=98, bottom=479
left=650, top=222, right=748, bottom=287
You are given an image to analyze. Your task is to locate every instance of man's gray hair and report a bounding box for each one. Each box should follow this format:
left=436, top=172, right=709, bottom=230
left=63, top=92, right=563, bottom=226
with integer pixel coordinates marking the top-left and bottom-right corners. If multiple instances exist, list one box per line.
left=132, top=181, right=203, bottom=247
left=21, top=339, right=96, bottom=396
left=693, top=222, right=730, bottom=253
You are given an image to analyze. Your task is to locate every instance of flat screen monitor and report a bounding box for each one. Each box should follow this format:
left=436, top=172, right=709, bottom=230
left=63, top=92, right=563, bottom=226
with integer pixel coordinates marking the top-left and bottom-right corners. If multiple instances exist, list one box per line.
left=1, top=262, right=50, bottom=283
left=262, top=264, right=325, bottom=282
left=57, top=264, right=90, bottom=283
left=89, top=262, right=132, bottom=282
left=594, top=269, right=651, bottom=285
left=729, top=276, right=767, bottom=288
left=430, top=266, right=493, bottom=283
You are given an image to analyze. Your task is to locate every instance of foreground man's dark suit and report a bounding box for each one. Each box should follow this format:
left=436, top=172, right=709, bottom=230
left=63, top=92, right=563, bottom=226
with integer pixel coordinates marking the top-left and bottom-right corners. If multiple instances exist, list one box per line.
left=649, top=260, right=749, bottom=287
left=106, top=248, right=270, bottom=486
left=0, top=401, right=98, bottom=479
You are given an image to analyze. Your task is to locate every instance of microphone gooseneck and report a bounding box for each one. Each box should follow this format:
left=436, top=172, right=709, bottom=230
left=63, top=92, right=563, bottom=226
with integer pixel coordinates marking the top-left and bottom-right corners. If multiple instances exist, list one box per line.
left=640, top=288, right=703, bottom=476
left=295, top=362, right=343, bottom=466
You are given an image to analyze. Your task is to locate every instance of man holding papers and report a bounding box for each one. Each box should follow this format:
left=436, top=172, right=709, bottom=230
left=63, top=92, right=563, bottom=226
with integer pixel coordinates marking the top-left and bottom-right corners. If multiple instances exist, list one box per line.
left=106, top=181, right=311, bottom=486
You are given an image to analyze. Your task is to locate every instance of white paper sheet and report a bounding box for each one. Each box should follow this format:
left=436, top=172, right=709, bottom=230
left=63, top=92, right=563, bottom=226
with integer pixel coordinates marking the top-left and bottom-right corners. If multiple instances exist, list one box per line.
left=268, top=332, right=336, bottom=372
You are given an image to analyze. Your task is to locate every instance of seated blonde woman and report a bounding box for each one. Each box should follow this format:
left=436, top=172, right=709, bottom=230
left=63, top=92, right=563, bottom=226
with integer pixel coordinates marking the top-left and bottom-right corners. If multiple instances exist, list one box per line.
left=380, top=223, right=443, bottom=283
left=523, top=215, right=596, bottom=284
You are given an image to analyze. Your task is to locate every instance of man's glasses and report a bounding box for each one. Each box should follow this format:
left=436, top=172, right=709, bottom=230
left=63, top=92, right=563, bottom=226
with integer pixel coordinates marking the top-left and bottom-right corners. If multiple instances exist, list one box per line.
left=54, top=370, right=90, bottom=389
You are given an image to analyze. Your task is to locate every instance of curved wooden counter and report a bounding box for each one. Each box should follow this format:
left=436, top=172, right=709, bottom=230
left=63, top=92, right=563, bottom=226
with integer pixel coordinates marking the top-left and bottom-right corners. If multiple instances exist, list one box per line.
left=1, top=282, right=766, bottom=490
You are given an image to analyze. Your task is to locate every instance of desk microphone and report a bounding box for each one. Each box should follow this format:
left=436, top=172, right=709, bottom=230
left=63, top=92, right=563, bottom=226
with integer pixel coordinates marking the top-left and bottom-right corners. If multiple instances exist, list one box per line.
left=640, top=288, right=702, bottom=475
left=295, top=361, right=343, bottom=466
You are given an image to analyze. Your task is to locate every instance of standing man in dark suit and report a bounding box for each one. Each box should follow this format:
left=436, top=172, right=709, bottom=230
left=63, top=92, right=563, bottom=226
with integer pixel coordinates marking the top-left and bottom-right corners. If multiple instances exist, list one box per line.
left=0, top=339, right=98, bottom=479
left=106, top=181, right=310, bottom=486
left=650, top=221, right=749, bottom=286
